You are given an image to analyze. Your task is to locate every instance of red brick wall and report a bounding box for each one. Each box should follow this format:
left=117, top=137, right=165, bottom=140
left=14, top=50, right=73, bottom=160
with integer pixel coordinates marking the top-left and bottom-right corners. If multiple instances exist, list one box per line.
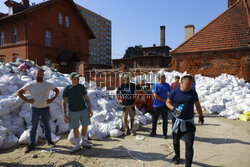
left=0, top=0, right=91, bottom=74
left=26, top=0, right=90, bottom=69
left=0, top=18, right=27, bottom=62
left=170, top=50, right=250, bottom=82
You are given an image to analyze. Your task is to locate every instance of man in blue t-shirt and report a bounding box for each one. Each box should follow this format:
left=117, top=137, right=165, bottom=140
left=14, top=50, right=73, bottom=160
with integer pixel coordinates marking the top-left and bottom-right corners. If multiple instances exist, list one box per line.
left=150, top=73, right=171, bottom=139
left=166, top=75, right=204, bottom=166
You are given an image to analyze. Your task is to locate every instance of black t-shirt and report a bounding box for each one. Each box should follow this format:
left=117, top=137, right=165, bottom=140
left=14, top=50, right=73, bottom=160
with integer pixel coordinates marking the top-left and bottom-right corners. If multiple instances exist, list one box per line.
left=116, top=83, right=136, bottom=105
left=168, top=88, right=199, bottom=120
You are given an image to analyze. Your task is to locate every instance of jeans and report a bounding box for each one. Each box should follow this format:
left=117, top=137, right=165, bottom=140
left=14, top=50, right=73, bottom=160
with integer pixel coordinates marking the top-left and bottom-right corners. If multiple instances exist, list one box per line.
left=172, top=117, right=195, bottom=167
left=30, top=106, right=52, bottom=146
left=151, top=105, right=168, bottom=135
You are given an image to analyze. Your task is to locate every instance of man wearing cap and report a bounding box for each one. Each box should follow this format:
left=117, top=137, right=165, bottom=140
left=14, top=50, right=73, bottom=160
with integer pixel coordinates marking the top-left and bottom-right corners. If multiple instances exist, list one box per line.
left=62, top=72, right=93, bottom=153
left=17, top=68, right=59, bottom=153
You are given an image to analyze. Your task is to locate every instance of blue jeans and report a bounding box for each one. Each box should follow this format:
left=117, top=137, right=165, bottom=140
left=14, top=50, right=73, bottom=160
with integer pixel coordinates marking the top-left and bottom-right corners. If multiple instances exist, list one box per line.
left=30, top=106, right=52, bottom=146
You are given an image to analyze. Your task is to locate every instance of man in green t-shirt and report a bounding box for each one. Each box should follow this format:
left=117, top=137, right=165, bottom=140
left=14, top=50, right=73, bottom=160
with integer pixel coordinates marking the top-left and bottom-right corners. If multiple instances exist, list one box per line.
left=62, top=72, right=93, bottom=153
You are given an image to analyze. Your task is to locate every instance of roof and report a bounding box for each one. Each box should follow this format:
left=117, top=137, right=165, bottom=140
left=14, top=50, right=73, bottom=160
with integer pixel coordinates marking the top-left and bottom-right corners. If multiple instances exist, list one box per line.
left=0, top=0, right=95, bottom=39
left=172, top=0, right=250, bottom=54
left=112, top=55, right=171, bottom=61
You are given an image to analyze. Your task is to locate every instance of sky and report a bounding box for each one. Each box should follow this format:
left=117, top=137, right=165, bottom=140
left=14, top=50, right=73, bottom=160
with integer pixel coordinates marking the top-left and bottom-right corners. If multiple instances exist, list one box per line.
left=0, top=0, right=227, bottom=59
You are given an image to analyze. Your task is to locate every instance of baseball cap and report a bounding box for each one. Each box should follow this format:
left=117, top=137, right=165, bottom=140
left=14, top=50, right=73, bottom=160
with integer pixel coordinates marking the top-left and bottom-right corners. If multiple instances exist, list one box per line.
left=69, top=72, right=81, bottom=78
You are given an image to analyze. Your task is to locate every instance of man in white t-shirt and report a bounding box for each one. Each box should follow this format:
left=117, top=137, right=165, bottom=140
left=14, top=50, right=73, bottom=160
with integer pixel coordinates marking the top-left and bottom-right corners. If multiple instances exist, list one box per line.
left=17, top=68, right=59, bottom=153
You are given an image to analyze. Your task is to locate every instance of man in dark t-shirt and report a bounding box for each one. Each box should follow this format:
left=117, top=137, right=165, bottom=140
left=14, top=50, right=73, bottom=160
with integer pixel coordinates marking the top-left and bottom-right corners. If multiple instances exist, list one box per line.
left=62, top=72, right=93, bottom=153
left=116, top=74, right=136, bottom=136
left=166, top=75, right=204, bottom=167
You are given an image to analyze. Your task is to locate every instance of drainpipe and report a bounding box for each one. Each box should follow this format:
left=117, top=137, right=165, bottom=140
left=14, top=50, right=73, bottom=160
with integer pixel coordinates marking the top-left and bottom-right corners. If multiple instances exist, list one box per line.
left=24, top=23, right=28, bottom=59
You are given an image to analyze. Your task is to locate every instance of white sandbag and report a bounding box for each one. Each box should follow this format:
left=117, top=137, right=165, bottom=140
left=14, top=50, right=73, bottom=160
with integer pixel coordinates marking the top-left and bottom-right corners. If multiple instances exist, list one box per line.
left=57, top=122, right=69, bottom=134
left=1, top=135, right=18, bottom=149
left=67, top=129, right=75, bottom=145
left=49, top=102, right=59, bottom=112
left=21, top=76, right=33, bottom=83
left=1, top=115, right=12, bottom=128
left=18, top=129, right=39, bottom=145
left=0, top=126, right=8, bottom=137
left=6, top=85, right=19, bottom=94
left=109, top=129, right=123, bottom=137
left=0, top=136, right=4, bottom=148
left=88, top=123, right=102, bottom=140
left=144, top=113, right=152, bottom=123
left=98, top=122, right=116, bottom=138
left=24, top=113, right=31, bottom=126
left=21, top=103, right=30, bottom=112
left=51, top=109, right=63, bottom=121
left=12, top=116, right=25, bottom=127
left=0, top=106, right=10, bottom=117
left=91, top=112, right=105, bottom=123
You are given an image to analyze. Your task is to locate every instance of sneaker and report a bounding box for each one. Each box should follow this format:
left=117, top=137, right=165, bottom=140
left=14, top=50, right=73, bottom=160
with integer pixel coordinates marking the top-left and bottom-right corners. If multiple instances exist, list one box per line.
left=163, top=134, right=168, bottom=139
left=80, top=140, right=91, bottom=148
left=149, top=132, right=156, bottom=137
left=25, top=145, right=34, bottom=154
left=172, top=155, right=180, bottom=164
left=131, top=129, right=136, bottom=136
left=70, top=145, right=81, bottom=153
left=47, top=141, right=55, bottom=147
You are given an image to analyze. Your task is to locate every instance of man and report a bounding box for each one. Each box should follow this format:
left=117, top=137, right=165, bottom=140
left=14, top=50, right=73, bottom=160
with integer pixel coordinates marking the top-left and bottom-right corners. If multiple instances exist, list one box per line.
left=150, top=73, right=171, bottom=139
left=170, top=76, right=181, bottom=90
left=191, top=74, right=196, bottom=91
left=166, top=75, right=204, bottom=167
left=116, top=74, right=136, bottom=136
left=17, top=68, right=59, bottom=153
left=62, top=72, right=93, bottom=153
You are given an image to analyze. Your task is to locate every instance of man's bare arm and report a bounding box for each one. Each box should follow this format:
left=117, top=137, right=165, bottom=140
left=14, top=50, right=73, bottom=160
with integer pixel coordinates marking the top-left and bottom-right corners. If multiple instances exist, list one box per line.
left=17, top=89, right=34, bottom=104
left=153, top=93, right=166, bottom=103
left=166, top=99, right=174, bottom=110
left=195, top=101, right=203, bottom=117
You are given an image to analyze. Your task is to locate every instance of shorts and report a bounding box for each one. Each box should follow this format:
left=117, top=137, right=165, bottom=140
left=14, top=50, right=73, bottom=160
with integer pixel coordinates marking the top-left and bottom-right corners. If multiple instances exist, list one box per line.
left=122, top=105, right=136, bottom=119
left=68, top=108, right=91, bottom=129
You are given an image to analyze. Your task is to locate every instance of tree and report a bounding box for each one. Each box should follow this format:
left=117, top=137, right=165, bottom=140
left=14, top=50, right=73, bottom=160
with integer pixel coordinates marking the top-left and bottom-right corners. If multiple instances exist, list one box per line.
left=123, top=45, right=143, bottom=58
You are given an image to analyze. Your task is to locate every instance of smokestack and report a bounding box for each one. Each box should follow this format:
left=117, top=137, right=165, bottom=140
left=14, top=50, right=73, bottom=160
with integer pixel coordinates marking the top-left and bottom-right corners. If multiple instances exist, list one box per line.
left=185, top=25, right=195, bottom=40
left=228, top=0, right=238, bottom=8
left=22, top=0, right=30, bottom=7
left=160, top=26, right=165, bottom=46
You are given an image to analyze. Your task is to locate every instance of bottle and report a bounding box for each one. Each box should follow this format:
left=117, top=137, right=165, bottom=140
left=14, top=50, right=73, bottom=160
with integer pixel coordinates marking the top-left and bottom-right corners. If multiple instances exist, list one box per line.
left=174, top=104, right=184, bottom=117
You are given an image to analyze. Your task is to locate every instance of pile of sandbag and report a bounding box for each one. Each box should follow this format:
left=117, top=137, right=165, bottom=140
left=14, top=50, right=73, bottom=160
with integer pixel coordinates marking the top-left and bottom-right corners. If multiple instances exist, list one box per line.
left=0, top=62, right=153, bottom=150
left=133, top=70, right=250, bottom=120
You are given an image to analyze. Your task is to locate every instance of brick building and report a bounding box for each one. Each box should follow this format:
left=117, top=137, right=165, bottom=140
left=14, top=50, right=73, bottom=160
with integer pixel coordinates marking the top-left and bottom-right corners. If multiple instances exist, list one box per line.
left=0, top=0, right=95, bottom=74
left=77, top=5, right=112, bottom=67
left=112, top=26, right=171, bottom=69
left=171, top=0, right=250, bottom=82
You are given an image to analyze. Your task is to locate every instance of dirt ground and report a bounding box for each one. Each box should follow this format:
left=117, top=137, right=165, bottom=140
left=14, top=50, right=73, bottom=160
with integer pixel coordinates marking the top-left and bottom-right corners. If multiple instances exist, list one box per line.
left=0, top=111, right=250, bottom=167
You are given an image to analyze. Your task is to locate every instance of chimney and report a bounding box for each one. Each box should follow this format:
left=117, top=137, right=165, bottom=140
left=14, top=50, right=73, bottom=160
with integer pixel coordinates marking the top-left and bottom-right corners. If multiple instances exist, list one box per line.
left=21, top=0, right=30, bottom=7
left=185, top=24, right=195, bottom=40
left=160, top=26, right=165, bottom=46
left=228, top=0, right=238, bottom=8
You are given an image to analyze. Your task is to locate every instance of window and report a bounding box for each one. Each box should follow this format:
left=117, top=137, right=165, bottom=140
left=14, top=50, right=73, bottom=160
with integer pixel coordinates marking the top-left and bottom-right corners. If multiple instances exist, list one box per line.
left=65, top=16, right=69, bottom=27
left=13, top=57, right=18, bottom=62
left=45, top=31, right=51, bottom=47
left=58, top=13, right=63, bottom=25
left=0, top=32, right=4, bottom=46
left=13, top=28, right=17, bottom=44
left=0, top=58, right=5, bottom=63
